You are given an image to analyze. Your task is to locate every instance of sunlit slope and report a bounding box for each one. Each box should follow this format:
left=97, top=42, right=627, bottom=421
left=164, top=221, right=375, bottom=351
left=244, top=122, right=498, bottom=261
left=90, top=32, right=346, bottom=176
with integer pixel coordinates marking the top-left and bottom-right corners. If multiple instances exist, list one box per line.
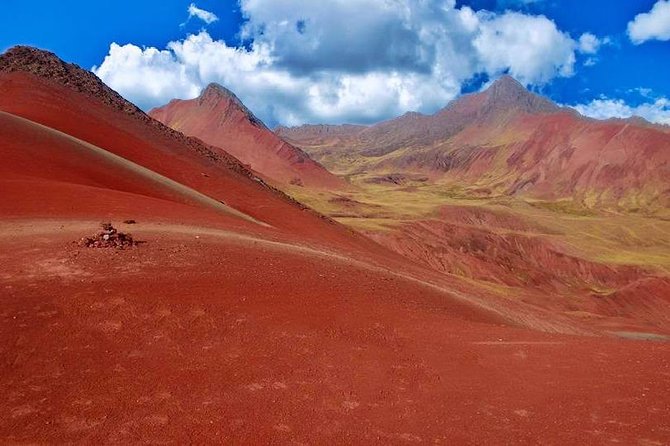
left=150, top=84, right=344, bottom=189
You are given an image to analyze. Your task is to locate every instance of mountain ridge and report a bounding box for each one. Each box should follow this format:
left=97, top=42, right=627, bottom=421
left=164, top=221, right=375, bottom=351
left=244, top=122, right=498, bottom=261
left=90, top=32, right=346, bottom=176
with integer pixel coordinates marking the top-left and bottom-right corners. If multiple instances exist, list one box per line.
left=0, top=46, right=270, bottom=181
left=278, top=75, right=670, bottom=211
left=279, top=75, right=567, bottom=158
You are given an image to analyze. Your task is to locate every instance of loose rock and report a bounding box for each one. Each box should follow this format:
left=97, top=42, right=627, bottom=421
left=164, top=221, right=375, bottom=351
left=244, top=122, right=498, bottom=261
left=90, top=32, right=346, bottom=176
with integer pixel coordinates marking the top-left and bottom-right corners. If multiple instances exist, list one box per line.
left=82, top=222, right=137, bottom=249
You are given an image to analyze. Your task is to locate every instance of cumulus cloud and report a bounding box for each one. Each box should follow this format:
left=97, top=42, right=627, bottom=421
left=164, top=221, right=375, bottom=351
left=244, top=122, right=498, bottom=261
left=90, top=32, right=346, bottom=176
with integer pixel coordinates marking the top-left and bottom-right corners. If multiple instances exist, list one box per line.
left=94, top=0, right=587, bottom=126
left=628, top=0, right=670, bottom=44
left=187, top=3, right=218, bottom=25
left=93, top=43, right=201, bottom=108
left=473, top=12, right=576, bottom=84
left=577, top=33, right=601, bottom=54
left=572, top=97, right=670, bottom=125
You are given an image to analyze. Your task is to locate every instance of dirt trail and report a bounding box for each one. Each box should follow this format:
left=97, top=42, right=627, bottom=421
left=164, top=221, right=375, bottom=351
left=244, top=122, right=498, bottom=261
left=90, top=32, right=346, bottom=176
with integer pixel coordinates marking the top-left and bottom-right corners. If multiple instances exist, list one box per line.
left=0, top=218, right=588, bottom=335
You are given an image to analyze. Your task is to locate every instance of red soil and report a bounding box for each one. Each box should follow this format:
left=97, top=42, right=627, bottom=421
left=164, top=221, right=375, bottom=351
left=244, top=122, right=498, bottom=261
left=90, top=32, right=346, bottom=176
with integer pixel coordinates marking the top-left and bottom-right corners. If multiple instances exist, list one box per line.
left=149, top=84, right=344, bottom=189
left=1, top=47, right=669, bottom=444
left=1, top=224, right=669, bottom=445
left=364, top=205, right=670, bottom=335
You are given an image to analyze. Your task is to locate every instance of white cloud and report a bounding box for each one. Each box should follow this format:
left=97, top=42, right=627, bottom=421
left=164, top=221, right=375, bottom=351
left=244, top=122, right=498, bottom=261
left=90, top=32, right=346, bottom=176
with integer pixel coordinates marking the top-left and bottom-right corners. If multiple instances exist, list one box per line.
left=473, top=12, right=576, bottom=84
left=583, top=57, right=597, bottom=67
left=93, top=43, right=201, bottom=108
left=628, top=0, right=670, bottom=44
left=187, top=3, right=218, bottom=25
left=576, top=33, right=609, bottom=66
left=497, top=0, right=545, bottom=8
left=578, top=33, right=600, bottom=54
left=94, top=0, right=585, bottom=126
left=572, top=97, right=670, bottom=125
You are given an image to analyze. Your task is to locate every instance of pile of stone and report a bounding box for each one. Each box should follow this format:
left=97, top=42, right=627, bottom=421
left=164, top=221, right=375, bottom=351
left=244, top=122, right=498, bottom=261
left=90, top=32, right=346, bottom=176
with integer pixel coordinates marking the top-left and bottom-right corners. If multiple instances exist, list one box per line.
left=82, top=222, right=137, bottom=249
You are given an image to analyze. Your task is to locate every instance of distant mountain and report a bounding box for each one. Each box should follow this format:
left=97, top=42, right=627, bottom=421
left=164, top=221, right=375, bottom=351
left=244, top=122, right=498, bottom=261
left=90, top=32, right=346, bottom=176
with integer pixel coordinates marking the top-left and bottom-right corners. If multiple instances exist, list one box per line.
left=278, top=76, right=670, bottom=211
left=278, top=76, right=562, bottom=157
left=150, top=84, right=344, bottom=189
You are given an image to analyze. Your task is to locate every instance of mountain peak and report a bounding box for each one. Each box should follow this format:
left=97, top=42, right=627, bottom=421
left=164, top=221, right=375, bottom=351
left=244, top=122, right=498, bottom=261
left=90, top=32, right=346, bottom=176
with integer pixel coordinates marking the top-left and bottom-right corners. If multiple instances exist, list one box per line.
left=201, top=83, right=237, bottom=101
left=489, top=75, right=526, bottom=95
left=197, top=82, right=267, bottom=129
left=483, top=75, right=559, bottom=114
left=0, top=45, right=144, bottom=117
left=0, top=45, right=61, bottom=71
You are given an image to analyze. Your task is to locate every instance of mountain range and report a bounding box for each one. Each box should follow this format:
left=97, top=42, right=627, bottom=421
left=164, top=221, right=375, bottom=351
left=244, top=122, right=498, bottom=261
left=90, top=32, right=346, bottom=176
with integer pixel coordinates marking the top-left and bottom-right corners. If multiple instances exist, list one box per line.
left=278, top=75, right=670, bottom=213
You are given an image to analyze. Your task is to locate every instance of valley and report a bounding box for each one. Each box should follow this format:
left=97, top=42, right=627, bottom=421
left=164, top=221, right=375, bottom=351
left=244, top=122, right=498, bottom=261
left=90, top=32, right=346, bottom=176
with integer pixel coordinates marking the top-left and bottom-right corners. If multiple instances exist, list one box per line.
left=273, top=77, right=670, bottom=336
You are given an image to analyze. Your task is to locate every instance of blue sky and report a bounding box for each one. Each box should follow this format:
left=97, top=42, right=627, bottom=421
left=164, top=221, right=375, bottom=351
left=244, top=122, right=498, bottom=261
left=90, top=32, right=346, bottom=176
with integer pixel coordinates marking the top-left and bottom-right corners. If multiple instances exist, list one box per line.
left=2, top=0, right=669, bottom=126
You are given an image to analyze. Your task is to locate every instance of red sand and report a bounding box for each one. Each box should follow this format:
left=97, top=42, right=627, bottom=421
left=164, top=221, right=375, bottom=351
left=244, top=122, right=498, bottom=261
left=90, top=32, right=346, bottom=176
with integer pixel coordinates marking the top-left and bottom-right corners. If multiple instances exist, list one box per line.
left=1, top=47, right=669, bottom=444
left=1, top=223, right=669, bottom=444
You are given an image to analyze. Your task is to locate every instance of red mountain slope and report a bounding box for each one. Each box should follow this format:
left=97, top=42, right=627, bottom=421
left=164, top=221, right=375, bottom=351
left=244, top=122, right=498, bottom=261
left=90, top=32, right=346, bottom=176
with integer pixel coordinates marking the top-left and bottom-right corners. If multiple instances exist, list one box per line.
left=149, top=84, right=343, bottom=189
left=1, top=47, right=670, bottom=445
left=0, top=46, right=360, bottom=247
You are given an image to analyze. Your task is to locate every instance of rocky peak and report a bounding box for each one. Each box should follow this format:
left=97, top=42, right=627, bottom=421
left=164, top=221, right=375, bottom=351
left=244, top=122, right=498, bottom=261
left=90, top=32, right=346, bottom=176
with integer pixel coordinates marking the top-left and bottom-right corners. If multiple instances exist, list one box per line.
left=199, top=83, right=238, bottom=104
left=400, top=111, right=426, bottom=120
left=488, top=75, right=527, bottom=97
left=1, top=45, right=65, bottom=74
left=0, top=45, right=143, bottom=116
left=482, top=75, right=559, bottom=114
left=198, top=82, right=267, bottom=129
